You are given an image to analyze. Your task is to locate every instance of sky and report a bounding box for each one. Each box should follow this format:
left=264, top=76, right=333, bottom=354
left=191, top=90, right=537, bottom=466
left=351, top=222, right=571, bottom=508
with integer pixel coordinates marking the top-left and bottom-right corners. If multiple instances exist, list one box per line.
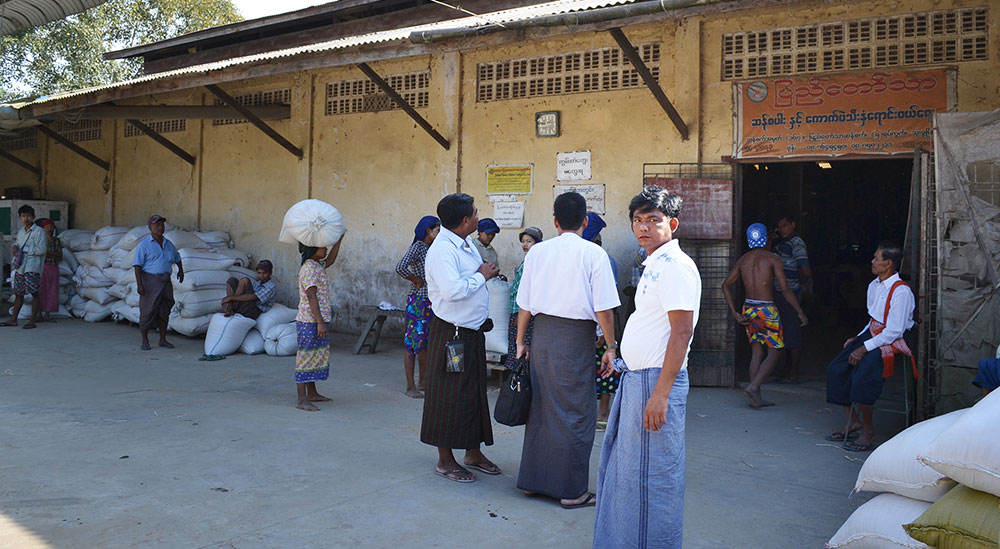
left=233, top=0, right=329, bottom=20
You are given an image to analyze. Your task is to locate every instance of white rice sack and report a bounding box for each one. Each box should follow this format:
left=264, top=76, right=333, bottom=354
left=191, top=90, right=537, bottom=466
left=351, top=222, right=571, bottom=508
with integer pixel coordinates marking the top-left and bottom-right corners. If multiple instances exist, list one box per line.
left=73, top=265, right=114, bottom=288
left=164, top=230, right=208, bottom=250
left=169, top=313, right=212, bottom=337
left=279, top=199, right=345, bottom=248
left=485, top=278, right=510, bottom=354
left=107, top=283, right=130, bottom=300
left=58, top=286, right=69, bottom=304
left=61, top=230, right=95, bottom=252
left=120, top=305, right=140, bottom=324
left=67, top=294, right=86, bottom=310
left=204, top=313, right=256, bottom=356
left=58, top=261, right=75, bottom=278
left=76, top=250, right=110, bottom=268
left=80, top=286, right=117, bottom=305
left=264, top=322, right=298, bottom=356
left=239, top=329, right=265, bottom=355
left=854, top=409, right=965, bottom=502
left=6, top=292, right=30, bottom=304
left=228, top=266, right=257, bottom=280
left=174, top=289, right=225, bottom=318
left=106, top=267, right=134, bottom=286
left=195, top=231, right=232, bottom=248
left=109, top=247, right=133, bottom=270
left=255, top=303, right=297, bottom=339
left=211, top=248, right=250, bottom=267
left=82, top=299, right=114, bottom=322
left=90, top=226, right=129, bottom=250
left=124, top=286, right=140, bottom=307
left=172, top=269, right=232, bottom=293
left=62, top=248, right=79, bottom=271
left=112, top=226, right=151, bottom=252
left=10, top=303, right=71, bottom=320
left=918, top=388, right=1000, bottom=497
left=825, top=493, right=931, bottom=548
left=59, top=274, right=73, bottom=286
left=178, top=248, right=236, bottom=272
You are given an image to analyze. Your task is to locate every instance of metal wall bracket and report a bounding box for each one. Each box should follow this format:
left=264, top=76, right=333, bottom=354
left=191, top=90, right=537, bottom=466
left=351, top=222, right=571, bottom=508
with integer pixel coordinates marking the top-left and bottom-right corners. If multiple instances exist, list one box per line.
left=357, top=62, right=450, bottom=150
left=205, top=84, right=303, bottom=159
left=609, top=27, right=689, bottom=141
left=37, top=125, right=110, bottom=171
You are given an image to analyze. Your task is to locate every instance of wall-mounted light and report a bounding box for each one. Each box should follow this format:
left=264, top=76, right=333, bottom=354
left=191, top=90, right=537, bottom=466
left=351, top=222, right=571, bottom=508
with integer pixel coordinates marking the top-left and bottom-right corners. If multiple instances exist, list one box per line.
left=817, top=162, right=833, bottom=169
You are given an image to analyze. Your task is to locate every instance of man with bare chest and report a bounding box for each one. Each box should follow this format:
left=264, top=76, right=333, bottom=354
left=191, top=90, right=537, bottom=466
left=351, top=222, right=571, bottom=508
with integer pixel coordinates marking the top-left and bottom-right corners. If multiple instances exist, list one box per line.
left=723, top=223, right=808, bottom=408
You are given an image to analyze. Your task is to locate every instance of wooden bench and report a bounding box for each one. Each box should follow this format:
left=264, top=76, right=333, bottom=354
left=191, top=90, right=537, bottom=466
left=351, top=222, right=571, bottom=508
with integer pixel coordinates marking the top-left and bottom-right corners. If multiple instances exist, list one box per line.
left=352, top=305, right=406, bottom=355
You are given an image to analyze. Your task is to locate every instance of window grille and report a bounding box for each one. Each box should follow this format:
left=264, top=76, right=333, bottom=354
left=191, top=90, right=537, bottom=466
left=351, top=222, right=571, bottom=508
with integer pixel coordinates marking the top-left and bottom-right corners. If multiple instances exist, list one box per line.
left=476, top=43, right=661, bottom=102
left=54, top=120, right=101, bottom=142
left=325, top=71, right=429, bottom=115
left=722, top=6, right=988, bottom=80
left=0, top=128, right=38, bottom=151
left=124, top=119, right=186, bottom=138
left=213, top=88, right=292, bottom=126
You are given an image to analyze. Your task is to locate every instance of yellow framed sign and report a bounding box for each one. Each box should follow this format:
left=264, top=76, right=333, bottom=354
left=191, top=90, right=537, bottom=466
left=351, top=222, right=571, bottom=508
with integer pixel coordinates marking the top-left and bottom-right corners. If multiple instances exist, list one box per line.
left=486, top=164, right=533, bottom=195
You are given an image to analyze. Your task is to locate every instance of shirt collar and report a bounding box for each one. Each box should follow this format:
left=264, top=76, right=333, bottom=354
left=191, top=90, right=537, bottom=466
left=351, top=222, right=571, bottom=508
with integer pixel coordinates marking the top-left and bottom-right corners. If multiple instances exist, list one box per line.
left=881, top=272, right=901, bottom=287
left=440, top=227, right=471, bottom=249
left=642, top=239, right=679, bottom=266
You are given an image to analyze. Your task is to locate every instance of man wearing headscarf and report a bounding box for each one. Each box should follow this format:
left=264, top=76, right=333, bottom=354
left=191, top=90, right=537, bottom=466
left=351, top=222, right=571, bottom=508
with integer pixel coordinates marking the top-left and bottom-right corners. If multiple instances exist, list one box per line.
left=722, top=222, right=808, bottom=408
left=396, top=215, right=441, bottom=398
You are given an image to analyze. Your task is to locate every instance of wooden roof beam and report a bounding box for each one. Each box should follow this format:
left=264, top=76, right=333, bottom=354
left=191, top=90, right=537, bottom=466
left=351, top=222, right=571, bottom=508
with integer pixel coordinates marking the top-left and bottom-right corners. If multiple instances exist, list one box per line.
left=204, top=84, right=303, bottom=159
left=36, top=125, right=110, bottom=171
left=125, top=119, right=196, bottom=165
left=0, top=149, right=42, bottom=177
left=30, top=104, right=290, bottom=121
left=357, top=62, right=450, bottom=150
left=608, top=27, right=689, bottom=141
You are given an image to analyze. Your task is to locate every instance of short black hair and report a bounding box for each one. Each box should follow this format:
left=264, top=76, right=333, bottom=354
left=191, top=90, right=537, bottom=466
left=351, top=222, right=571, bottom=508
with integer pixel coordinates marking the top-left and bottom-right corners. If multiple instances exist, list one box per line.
left=17, top=205, right=35, bottom=216
left=878, top=241, right=904, bottom=272
left=437, top=193, right=475, bottom=230
left=629, top=187, right=682, bottom=220
left=554, top=192, right=587, bottom=231
left=778, top=214, right=797, bottom=224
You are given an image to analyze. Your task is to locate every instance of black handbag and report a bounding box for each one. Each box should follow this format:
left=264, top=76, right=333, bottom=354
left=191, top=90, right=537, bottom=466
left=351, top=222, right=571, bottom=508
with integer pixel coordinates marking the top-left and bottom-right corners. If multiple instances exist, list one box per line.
left=494, top=358, right=531, bottom=427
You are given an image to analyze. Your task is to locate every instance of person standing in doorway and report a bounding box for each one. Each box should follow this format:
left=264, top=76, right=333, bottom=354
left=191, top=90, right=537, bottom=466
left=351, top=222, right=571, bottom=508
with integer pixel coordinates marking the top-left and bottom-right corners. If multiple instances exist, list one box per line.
left=2, top=205, right=46, bottom=329
left=294, top=237, right=344, bottom=411
left=594, top=187, right=700, bottom=548
left=472, top=218, right=500, bottom=273
left=36, top=219, right=62, bottom=323
left=421, top=193, right=500, bottom=483
left=395, top=215, right=441, bottom=398
left=515, top=192, right=620, bottom=509
left=723, top=223, right=808, bottom=408
left=769, top=215, right=811, bottom=383
left=133, top=215, right=183, bottom=350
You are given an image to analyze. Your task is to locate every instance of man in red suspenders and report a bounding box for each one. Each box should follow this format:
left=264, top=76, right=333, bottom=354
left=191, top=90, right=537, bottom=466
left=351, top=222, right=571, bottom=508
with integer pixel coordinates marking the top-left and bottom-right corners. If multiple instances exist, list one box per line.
left=826, top=242, right=915, bottom=452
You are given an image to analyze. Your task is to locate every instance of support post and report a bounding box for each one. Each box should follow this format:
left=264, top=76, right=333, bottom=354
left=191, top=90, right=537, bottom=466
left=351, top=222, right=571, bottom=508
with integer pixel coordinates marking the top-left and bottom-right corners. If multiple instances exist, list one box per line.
left=0, top=149, right=42, bottom=176
left=37, top=125, right=110, bottom=171
left=204, top=84, right=303, bottom=159
left=124, top=119, right=196, bottom=165
left=357, top=62, right=450, bottom=150
left=608, top=27, right=689, bottom=140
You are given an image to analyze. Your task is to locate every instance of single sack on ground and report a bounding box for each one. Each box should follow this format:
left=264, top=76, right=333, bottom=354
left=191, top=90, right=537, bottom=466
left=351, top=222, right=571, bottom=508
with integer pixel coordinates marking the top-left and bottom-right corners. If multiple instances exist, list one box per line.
left=278, top=199, right=345, bottom=248
left=255, top=303, right=297, bottom=340
left=826, top=493, right=932, bottom=548
left=918, top=388, right=1000, bottom=498
left=204, top=313, right=257, bottom=356
left=264, top=322, right=297, bottom=356
left=903, top=485, right=1000, bottom=549
left=239, top=328, right=266, bottom=355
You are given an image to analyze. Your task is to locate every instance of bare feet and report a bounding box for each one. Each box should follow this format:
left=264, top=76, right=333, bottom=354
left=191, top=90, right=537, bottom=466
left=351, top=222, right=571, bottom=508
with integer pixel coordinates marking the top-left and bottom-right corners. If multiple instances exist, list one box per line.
left=296, top=399, right=320, bottom=411
left=405, top=388, right=424, bottom=399
left=307, top=392, right=332, bottom=402
left=0, top=319, right=17, bottom=327
left=744, top=388, right=763, bottom=409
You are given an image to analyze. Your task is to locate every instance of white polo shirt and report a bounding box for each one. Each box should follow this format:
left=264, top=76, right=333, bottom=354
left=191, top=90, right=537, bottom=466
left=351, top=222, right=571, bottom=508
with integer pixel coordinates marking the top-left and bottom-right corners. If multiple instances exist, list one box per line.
left=858, top=273, right=915, bottom=352
left=620, top=239, right=701, bottom=371
left=425, top=226, right=490, bottom=330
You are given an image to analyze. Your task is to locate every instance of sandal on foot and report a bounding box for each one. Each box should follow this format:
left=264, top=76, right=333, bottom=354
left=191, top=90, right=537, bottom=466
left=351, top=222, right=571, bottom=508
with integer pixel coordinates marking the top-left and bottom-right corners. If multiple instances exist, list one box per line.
left=465, top=461, right=501, bottom=475
left=824, top=431, right=860, bottom=442
left=22, top=323, right=36, bottom=330
left=159, top=342, right=175, bottom=349
left=561, top=492, right=597, bottom=509
left=140, top=343, right=151, bottom=351
left=435, top=468, right=475, bottom=483
left=843, top=440, right=876, bottom=452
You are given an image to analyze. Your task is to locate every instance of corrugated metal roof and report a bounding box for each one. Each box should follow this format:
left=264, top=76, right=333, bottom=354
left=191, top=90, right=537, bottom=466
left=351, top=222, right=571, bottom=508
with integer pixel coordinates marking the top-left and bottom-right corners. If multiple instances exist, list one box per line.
left=23, top=0, right=639, bottom=108
left=1, top=0, right=110, bottom=35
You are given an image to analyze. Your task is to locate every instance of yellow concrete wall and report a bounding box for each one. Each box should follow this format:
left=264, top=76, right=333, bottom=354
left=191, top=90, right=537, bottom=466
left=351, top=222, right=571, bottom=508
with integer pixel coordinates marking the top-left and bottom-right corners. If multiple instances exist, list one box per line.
left=0, top=143, right=42, bottom=197
left=43, top=120, right=115, bottom=229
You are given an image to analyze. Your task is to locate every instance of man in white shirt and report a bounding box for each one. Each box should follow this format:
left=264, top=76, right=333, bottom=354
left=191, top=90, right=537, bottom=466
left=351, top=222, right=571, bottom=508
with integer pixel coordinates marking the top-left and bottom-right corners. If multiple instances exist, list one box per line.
left=826, top=242, right=915, bottom=453
left=2, top=205, right=47, bottom=329
left=514, top=192, right=620, bottom=509
left=420, top=193, right=501, bottom=483
left=594, top=187, right=700, bottom=549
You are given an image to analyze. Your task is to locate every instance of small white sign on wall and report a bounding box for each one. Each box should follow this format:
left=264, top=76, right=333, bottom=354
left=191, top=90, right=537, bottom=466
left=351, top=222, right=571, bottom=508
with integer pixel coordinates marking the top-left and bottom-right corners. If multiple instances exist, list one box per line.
left=556, top=150, right=592, bottom=181
left=494, top=201, right=525, bottom=229
left=553, top=184, right=605, bottom=215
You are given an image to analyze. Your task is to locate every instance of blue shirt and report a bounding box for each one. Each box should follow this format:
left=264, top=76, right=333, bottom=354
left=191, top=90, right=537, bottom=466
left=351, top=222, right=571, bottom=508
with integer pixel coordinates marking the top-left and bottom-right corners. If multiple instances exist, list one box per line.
left=133, top=236, right=181, bottom=275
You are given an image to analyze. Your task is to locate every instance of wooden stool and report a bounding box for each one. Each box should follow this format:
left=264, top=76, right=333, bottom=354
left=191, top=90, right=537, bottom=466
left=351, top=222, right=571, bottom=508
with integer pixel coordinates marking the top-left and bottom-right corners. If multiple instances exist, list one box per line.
left=352, top=305, right=405, bottom=355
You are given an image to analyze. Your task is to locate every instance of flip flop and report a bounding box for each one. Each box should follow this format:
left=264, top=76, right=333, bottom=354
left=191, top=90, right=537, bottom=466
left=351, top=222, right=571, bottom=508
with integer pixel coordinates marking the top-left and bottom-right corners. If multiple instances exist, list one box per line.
left=140, top=343, right=151, bottom=351
left=843, top=440, right=876, bottom=452
left=435, top=468, right=475, bottom=483
left=198, top=354, right=227, bottom=361
left=825, top=431, right=860, bottom=442
left=561, top=492, right=597, bottom=510
left=465, top=461, right=501, bottom=475
left=159, top=342, right=176, bottom=349
left=22, top=324, right=36, bottom=330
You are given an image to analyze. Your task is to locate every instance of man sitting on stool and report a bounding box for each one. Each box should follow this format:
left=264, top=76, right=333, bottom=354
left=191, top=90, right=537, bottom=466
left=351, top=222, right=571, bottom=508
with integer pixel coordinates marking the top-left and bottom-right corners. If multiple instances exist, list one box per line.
left=222, top=260, right=277, bottom=319
left=826, top=242, right=915, bottom=452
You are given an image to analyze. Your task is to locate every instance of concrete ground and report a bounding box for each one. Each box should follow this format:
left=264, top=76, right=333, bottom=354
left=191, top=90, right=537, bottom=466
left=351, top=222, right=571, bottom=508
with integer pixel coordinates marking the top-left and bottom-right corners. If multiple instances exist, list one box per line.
left=0, top=319, right=900, bottom=548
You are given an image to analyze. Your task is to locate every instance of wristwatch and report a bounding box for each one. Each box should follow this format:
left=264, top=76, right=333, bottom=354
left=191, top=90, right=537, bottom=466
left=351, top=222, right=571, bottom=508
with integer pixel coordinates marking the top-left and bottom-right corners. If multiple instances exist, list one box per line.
left=607, top=343, right=618, bottom=350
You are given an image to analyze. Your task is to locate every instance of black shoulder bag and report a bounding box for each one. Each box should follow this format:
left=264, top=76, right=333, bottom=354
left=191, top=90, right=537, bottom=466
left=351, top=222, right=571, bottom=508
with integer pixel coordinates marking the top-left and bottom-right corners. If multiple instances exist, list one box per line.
left=494, top=357, right=531, bottom=427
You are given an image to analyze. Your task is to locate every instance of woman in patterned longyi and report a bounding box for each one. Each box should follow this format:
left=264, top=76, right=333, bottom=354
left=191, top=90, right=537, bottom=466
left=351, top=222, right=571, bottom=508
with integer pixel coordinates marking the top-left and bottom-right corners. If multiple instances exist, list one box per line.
left=294, top=236, right=345, bottom=412
left=396, top=215, right=441, bottom=399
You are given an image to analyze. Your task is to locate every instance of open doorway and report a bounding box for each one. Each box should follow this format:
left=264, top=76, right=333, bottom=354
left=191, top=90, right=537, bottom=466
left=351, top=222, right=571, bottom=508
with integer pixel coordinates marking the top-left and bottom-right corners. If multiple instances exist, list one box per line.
left=737, top=158, right=913, bottom=382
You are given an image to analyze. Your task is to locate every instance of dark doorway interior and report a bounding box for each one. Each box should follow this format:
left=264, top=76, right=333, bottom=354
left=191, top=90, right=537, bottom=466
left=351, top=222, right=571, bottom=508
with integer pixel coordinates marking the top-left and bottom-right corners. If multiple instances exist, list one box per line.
left=736, top=158, right=913, bottom=382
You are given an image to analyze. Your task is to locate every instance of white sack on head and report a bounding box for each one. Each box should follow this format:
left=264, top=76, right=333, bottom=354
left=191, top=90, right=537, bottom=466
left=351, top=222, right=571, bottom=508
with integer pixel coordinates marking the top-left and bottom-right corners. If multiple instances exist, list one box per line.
left=239, top=329, right=265, bottom=355
left=204, top=313, right=257, bottom=356
left=164, top=230, right=208, bottom=250
left=76, top=250, right=110, bottom=268
left=112, top=226, right=151, bottom=252
left=172, top=270, right=232, bottom=292
left=264, top=322, right=298, bottom=356
left=169, top=313, right=212, bottom=337
left=279, top=199, right=346, bottom=248
left=62, top=248, right=79, bottom=271
left=173, top=289, right=225, bottom=318
left=177, top=248, right=237, bottom=272
left=90, top=226, right=129, bottom=250
left=255, top=303, right=297, bottom=339
left=61, top=230, right=95, bottom=252
left=195, top=231, right=232, bottom=248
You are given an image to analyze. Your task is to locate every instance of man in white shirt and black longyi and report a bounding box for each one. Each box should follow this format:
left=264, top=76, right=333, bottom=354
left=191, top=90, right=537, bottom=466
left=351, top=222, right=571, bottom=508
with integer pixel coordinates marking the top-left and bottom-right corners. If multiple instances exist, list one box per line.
left=420, top=193, right=502, bottom=483
left=514, top=192, right=620, bottom=509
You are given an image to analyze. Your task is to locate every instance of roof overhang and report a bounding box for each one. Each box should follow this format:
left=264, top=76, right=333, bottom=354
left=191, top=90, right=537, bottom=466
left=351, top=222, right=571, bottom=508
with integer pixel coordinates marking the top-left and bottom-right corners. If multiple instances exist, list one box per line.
left=1, top=0, right=110, bottom=36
